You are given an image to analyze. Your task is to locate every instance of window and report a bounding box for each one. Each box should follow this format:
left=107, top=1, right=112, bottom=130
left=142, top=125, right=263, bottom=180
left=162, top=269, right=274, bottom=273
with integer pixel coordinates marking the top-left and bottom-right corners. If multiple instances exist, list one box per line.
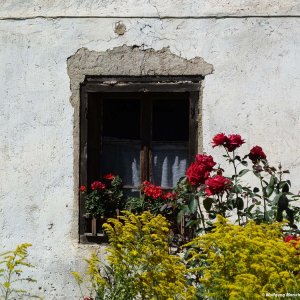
left=79, top=77, right=201, bottom=243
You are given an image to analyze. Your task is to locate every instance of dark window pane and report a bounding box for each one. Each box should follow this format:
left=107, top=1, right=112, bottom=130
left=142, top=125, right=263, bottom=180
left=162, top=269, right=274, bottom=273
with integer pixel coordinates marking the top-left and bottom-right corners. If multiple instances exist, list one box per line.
left=152, top=96, right=189, bottom=141
left=103, top=98, right=140, bottom=139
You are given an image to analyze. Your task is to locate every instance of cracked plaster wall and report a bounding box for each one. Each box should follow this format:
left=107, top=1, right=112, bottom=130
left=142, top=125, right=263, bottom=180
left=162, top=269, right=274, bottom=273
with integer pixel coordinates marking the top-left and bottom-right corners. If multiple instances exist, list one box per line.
left=1, top=0, right=300, bottom=18
left=0, top=3, right=300, bottom=299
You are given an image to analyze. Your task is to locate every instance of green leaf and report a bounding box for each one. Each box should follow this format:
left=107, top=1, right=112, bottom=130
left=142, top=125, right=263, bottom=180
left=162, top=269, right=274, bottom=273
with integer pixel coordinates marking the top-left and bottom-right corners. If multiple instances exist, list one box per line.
left=185, top=219, right=199, bottom=228
left=266, top=176, right=276, bottom=197
left=241, top=160, right=248, bottom=167
left=208, top=212, right=216, bottom=220
left=203, top=198, right=213, bottom=211
left=238, top=169, right=250, bottom=177
left=188, top=198, right=198, bottom=213
left=281, top=182, right=290, bottom=193
left=273, top=194, right=282, bottom=205
left=234, top=185, right=243, bottom=194
left=176, top=205, right=190, bottom=223
left=236, top=197, right=244, bottom=210
left=245, top=204, right=255, bottom=212
left=253, top=187, right=259, bottom=193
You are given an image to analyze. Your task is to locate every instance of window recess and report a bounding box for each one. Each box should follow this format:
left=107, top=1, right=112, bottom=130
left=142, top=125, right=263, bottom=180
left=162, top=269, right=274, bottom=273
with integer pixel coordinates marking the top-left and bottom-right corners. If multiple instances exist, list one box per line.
left=79, top=77, right=201, bottom=243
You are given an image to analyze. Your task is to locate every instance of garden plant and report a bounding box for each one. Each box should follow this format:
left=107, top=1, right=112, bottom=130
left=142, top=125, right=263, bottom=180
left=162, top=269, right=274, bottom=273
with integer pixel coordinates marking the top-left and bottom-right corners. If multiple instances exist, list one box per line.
left=75, top=133, right=300, bottom=299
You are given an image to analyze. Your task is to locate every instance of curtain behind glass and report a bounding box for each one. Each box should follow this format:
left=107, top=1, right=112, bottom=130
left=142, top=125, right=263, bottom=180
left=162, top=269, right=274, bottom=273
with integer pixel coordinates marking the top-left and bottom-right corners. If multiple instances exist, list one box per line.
left=152, top=142, right=188, bottom=188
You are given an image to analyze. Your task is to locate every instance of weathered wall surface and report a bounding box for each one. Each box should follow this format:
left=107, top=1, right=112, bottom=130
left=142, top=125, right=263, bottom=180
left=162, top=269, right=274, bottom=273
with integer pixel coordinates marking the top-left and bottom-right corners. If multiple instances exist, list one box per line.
left=0, top=1, right=300, bottom=298
left=0, top=0, right=300, bottom=17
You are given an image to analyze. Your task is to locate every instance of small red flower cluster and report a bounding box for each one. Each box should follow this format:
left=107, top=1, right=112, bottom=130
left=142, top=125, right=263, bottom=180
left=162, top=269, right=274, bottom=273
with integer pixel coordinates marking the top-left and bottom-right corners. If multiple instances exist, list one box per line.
left=142, top=181, right=163, bottom=199
left=91, top=181, right=106, bottom=191
left=248, top=146, right=267, bottom=163
left=79, top=185, right=86, bottom=192
left=163, top=191, right=177, bottom=201
left=212, top=133, right=245, bottom=152
left=205, top=175, right=232, bottom=196
left=103, top=173, right=115, bottom=180
left=142, top=181, right=177, bottom=201
left=284, top=235, right=300, bottom=248
left=186, top=154, right=216, bottom=186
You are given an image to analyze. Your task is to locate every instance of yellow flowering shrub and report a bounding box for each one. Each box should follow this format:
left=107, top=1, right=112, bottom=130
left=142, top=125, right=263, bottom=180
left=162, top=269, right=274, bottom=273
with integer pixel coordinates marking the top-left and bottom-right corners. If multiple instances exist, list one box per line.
left=73, top=211, right=196, bottom=300
left=185, top=216, right=300, bottom=300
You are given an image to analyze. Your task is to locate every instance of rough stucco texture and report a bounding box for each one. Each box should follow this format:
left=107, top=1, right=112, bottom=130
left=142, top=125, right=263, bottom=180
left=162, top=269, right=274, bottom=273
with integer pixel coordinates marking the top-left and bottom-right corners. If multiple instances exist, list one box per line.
left=0, top=0, right=300, bottom=17
left=0, top=16, right=300, bottom=299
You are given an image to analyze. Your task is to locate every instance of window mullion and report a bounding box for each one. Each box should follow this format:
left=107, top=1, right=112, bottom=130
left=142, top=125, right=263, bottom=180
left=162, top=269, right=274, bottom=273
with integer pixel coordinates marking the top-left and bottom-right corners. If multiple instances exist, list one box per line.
left=189, top=91, right=199, bottom=162
left=140, top=96, right=152, bottom=182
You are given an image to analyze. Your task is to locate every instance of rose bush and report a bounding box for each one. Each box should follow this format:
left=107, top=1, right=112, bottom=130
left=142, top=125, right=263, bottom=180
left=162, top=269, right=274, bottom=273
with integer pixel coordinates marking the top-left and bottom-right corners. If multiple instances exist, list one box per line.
left=175, top=133, right=300, bottom=238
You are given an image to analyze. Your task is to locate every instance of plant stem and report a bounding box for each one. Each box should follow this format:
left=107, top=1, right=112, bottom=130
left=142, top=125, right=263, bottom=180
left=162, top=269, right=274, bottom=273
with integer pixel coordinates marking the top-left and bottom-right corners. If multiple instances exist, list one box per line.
left=226, top=148, right=241, bottom=225
left=259, top=176, right=267, bottom=221
left=197, top=196, right=207, bottom=233
left=4, top=252, right=16, bottom=300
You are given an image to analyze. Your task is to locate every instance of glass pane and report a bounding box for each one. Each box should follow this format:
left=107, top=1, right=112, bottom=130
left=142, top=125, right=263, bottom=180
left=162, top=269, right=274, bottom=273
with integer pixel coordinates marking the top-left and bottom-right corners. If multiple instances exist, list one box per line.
left=103, top=98, right=140, bottom=139
left=152, top=97, right=189, bottom=141
left=152, top=142, right=188, bottom=188
left=100, top=138, right=141, bottom=187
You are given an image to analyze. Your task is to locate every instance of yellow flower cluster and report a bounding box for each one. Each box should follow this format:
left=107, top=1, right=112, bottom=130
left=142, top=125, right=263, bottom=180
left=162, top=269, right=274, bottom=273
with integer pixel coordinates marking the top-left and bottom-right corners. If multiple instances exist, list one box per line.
left=103, top=211, right=196, bottom=299
left=186, top=216, right=300, bottom=300
left=72, top=211, right=196, bottom=299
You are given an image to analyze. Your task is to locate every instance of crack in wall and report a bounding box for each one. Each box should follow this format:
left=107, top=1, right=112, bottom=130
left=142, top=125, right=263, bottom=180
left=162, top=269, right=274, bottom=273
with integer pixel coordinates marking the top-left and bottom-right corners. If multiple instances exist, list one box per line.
left=1, top=15, right=300, bottom=21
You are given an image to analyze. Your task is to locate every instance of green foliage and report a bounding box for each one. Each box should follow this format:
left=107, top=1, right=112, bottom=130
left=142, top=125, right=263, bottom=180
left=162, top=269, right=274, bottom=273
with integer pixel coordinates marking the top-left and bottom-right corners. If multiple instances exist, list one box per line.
left=84, top=175, right=124, bottom=217
left=0, top=243, right=39, bottom=300
left=185, top=216, right=300, bottom=300
left=124, top=197, right=145, bottom=214
left=73, top=211, right=196, bottom=300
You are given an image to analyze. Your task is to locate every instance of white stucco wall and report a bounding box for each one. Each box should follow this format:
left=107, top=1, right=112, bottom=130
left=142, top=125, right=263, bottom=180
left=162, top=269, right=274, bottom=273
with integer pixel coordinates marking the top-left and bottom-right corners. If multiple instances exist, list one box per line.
left=0, top=1, right=299, bottom=298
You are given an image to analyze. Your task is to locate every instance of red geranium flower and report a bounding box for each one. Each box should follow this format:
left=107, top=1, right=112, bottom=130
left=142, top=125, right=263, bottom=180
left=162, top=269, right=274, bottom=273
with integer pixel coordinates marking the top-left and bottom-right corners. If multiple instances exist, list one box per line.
left=248, top=146, right=267, bottom=163
left=195, top=154, right=216, bottom=171
left=79, top=185, right=86, bottom=192
left=91, top=181, right=106, bottom=191
left=212, top=133, right=228, bottom=148
left=205, top=175, right=232, bottom=196
left=103, top=173, right=115, bottom=180
left=143, top=182, right=163, bottom=199
left=186, top=162, right=211, bottom=186
left=163, top=191, right=177, bottom=201
left=226, top=134, right=245, bottom=152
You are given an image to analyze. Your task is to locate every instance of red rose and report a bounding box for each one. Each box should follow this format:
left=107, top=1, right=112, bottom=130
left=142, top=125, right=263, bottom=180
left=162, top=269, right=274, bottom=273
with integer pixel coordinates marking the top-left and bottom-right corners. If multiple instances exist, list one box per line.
left=226, top=134, right=245, bottom=152
left=205, top=175, right=232, bottom=196
left=195, top=154, right=216, bottom=171
left=84, top=298, right=93, bottom=300
left=79, top=185, right=86, bottom=192
left=212, top=133, right=228, bottom=148
left=103, top=173, right=115, bottom=180
left=91, top=181, right=106, bottom=191
left=248, top=146, right=267, bottom=163
left=186, top=162, right=211, bottom=186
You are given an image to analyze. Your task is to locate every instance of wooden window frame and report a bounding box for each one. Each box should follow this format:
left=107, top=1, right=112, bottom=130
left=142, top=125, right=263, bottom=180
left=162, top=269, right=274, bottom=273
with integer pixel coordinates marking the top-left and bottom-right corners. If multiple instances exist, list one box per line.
left=79, top=76, right=202, bottom=243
